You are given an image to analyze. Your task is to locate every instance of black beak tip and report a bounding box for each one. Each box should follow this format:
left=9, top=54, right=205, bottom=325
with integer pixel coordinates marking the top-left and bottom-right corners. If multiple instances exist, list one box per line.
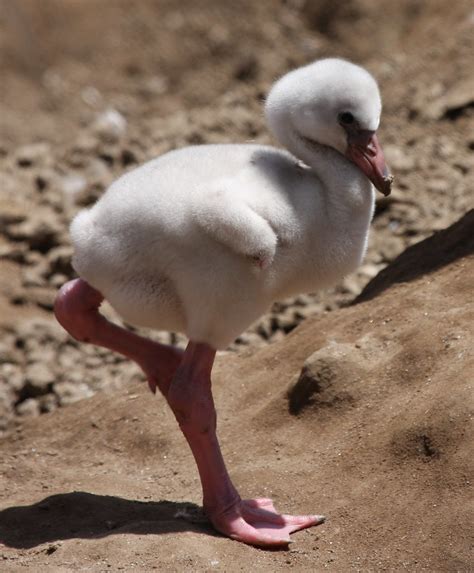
left=381, top=173, right=394, bottom=196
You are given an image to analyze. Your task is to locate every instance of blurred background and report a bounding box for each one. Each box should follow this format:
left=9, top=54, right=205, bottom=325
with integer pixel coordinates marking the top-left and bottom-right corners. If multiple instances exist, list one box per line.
left=0, top=0, right=473, bottom=430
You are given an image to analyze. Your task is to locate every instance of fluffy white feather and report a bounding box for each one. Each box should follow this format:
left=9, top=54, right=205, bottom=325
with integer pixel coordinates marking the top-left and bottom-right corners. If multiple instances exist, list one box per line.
left=71, top=58, right=385, bottom=349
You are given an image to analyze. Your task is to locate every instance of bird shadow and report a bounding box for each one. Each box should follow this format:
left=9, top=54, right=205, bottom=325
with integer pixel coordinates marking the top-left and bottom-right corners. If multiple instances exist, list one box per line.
left=0, top=491, right=217, bottom=549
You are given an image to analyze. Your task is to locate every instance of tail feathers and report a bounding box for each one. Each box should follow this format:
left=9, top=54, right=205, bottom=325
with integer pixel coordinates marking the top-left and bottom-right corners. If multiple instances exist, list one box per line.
left=70, top=210, right=109, bottom=288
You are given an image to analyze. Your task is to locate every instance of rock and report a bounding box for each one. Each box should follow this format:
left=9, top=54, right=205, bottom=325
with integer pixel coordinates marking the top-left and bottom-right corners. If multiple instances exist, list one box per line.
left=138, top=76, right=169, bottom=99
left=287, top=342, right=363, bottom=415
left=57, top=346, right=82, bottom=370
left=292, top=294, right=315, bottom=307
left=255, top=317, right=273, bottom=340
left=358, top=263, right=383, bottom=279
left=39, top=393, right=58, bottom=413
left=60, top=174, right=88, bottom=204
left=42, top=69, right=67, bottom=97
left=271, top=311, right=298, bottom=334
left=15, top=143, right=51, bottom=168
left=73, top=132, right=99, bottom=154
left=292, top=303, right=325, bottom=319
left=16, top=317, right=68, bottom=345
left=25, top=287, right=56, bottom=310
left=427, top=179, right=448, bottom=193
left=46, top=245, right=74, bottom=277
left=0, top=384, right=15, bottom=432
left=0, top=340, right=20, bottom=364
left=341, top=275, right=362, bottom=295
left=26, top=347, right=57, bottom=366
left=22, top=265, right=47, bottom=288
left=378, top=236, right=405, bottom=263
left=92, top=109, right=127, bottom=142
left=234, top=56, right=258, bottom=82
left=384, top=145, right=416, bottom=173
left=0, top=243, right=28, bottom=263
left=456, top=149, right=474, bottom=170
left=24, top=362, right=56, bottom=395
left=120, top=148, right=138, bottom=167
left=81, top=85, right=103, bottom=107
left=23, top=250, right=44, bottom=266
left=39, top=188, right=64, bottom=210
left=34, top=172, right=50, bottom=192
left=234, top=331, right=266, bottom=348
left=269, top=330, right=286, bottom=344
left=0, top=364, right=25, bottom=392
left=16, top=398, right=41, bottom=417
left=435, top=138, right=456, bottom=159
left=54, top=381, right=94, bottom=406
left=49, top=273, right=69, bottom=288
left=5, top=216, right=63, bottom=253
left=0, top=203, right=27, bottom=227
left=88, top=156, right=113, bottom=181
left=423, top=77, right=474, bottom=120
left=85, top=355, right=104, bottom=368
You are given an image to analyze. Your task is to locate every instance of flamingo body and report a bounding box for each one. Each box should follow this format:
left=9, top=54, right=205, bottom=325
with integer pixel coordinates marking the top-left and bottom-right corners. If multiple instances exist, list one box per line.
left=71, top=143, right=373, bottom=348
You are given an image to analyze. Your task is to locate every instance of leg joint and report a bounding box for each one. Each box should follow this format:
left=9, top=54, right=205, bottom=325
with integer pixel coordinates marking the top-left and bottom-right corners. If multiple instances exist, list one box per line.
left=54, top=279, right=104, bottom=342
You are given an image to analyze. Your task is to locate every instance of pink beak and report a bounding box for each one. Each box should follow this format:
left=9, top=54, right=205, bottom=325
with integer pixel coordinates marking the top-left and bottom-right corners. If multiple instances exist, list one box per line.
left=346, top=131, right=393, bottom=196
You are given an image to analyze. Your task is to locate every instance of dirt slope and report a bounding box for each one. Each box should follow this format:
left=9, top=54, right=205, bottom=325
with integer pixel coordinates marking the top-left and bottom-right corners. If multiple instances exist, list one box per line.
left=1, top=211, right=472, bottom=571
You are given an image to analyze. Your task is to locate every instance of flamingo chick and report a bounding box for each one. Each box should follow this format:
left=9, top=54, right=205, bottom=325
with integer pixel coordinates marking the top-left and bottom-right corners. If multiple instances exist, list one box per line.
left=55, top=58, right=393, bottom=547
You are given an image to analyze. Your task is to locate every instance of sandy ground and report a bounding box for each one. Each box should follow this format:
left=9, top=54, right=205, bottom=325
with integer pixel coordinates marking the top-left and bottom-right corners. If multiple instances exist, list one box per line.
left=0, top=0, right=473, bottom=570
left=1, top=211, right=473, bottom=571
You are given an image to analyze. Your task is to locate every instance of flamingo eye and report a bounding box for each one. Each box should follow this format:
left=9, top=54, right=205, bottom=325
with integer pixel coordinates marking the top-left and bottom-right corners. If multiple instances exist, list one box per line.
left=338, top=112, right=355, bottom=125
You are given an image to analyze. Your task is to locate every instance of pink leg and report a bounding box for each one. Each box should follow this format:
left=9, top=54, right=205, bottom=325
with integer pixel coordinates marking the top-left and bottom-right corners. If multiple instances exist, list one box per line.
left=54, top=278, right=182, bottom=396
left=167, top=341, right=325, bottom=547
left=55, top=279, right=325, bottom=547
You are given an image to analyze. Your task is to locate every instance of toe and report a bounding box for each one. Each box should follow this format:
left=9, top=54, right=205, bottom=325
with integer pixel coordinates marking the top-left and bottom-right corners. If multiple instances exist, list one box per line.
left=216, top=515, right=291, bottom=548
left=283, top=514, right=326, bottom=525
left=283, top=514, right=326, bottom=534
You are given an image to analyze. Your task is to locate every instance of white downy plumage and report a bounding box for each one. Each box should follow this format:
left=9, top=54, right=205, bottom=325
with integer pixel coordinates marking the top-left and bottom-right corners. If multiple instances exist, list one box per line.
left=71, top=58, right=392, bottom=349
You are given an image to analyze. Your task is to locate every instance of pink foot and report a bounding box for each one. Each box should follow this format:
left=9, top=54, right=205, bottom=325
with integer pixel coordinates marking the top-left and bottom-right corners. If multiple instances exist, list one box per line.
left=209, top=497, right=325, bottom=547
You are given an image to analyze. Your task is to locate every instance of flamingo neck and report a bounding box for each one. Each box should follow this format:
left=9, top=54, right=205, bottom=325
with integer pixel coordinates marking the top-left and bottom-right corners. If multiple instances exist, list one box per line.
left=278, top=127, right=375, bottom=218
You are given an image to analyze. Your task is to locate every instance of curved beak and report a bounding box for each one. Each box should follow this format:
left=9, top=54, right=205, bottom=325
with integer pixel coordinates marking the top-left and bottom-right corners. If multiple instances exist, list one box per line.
left=345, top=130, right=393, bottom=196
